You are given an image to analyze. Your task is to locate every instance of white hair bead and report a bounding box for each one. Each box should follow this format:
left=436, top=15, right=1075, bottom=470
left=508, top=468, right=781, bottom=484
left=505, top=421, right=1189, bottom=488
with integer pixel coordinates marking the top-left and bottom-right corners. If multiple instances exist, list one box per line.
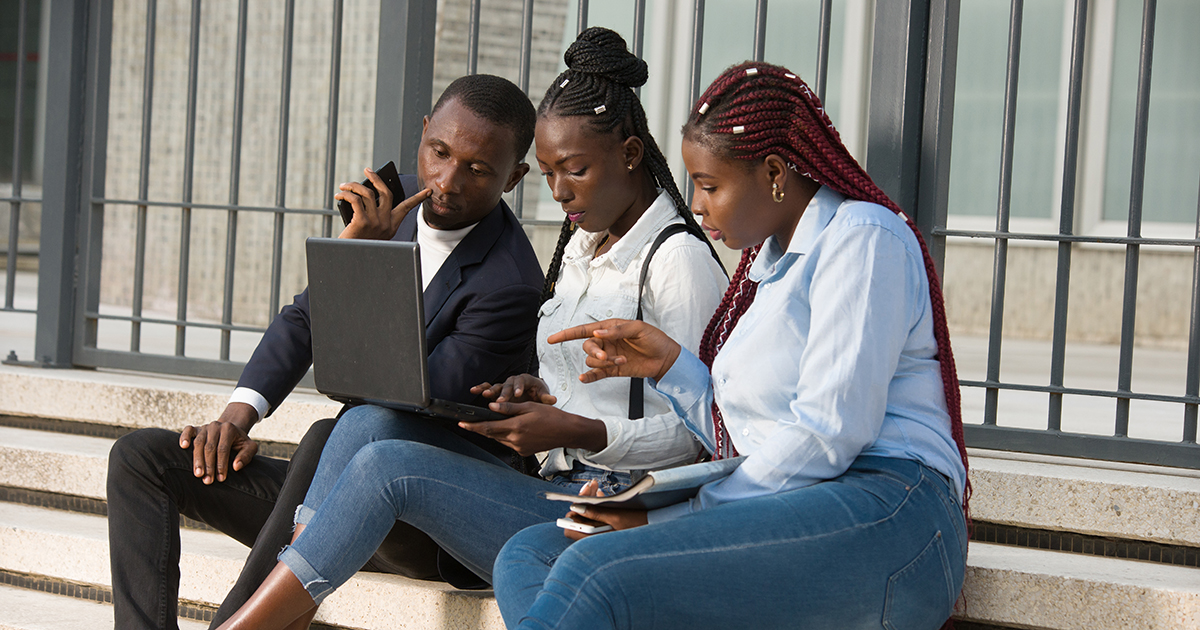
left=732, top=125, right=745, bottom=134
left=560, top=78, right=570, bottom=88
left=593, top=105, right=606, bottom=115
left=698, top=102, right=709, bottom=115
left=746, top=68, right=758, bottom=76
left=785, top=73, right=796, bottom=79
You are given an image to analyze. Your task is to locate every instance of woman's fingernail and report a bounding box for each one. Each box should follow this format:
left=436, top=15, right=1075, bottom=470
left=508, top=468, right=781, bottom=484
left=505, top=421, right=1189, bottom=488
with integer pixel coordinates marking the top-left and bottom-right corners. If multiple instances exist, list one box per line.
left=570, top=505, right=587, bottom=515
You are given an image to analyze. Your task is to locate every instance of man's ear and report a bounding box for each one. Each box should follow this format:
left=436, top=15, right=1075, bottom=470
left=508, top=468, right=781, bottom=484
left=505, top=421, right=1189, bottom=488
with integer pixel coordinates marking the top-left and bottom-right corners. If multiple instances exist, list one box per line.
left=422, top=115, right=430, bottom=136
left=622, top=136, right=645, bottom=172
left=504, top=162, right=531, bottom=193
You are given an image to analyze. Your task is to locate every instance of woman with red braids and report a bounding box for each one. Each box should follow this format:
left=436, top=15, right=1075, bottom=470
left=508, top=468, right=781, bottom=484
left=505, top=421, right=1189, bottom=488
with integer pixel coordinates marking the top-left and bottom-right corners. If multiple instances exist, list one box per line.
left=492, top=61, right=969, bottom=630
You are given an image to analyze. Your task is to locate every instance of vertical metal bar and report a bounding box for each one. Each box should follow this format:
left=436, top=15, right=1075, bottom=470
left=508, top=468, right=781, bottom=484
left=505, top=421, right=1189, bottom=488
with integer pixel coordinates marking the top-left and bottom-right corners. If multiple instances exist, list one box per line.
left=6, top=0, right=28, bottom=310
left=513, top=0, right=534, bottom=218
left=984, top=0, right=1023, bottom=426
left=1186, top=173, right=1200, bottom=443
left=686, top=0, right=706, bottom=201
left=865, top=0, right=930, bottom=219
left=815, top=0, right=832, bottom=103
left=78, top=0, right=114, bottom=357
left=577, top=0, right=589, bottom=34
left=467, top=0, right=481, bottom=74
left=176, top=0, right=202, bottom=356
left=131, top=0, right=159, bottom=352
left=221, top=0, right=248, bottom=361
left=917, top=0, right=959, bottom=273
left=752, top=0, right=768, bottom=62
left=633, top=0, right=647, bottom=92
left=1047, top=0, right=1090, bottom=431
left=373, top=0, right=436, bottom=173
left=1114, top=0, right=1156, bottom=436
left=269, top=0, right=296, bottom=322
left=38, top=0, right=105, bottom=367
left=322, top=0, right=344, bottom=239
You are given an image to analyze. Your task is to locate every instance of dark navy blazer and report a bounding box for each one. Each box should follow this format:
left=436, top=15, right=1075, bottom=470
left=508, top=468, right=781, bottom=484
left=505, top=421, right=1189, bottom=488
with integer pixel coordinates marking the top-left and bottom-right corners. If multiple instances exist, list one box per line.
left=237, top=174, right=544, bottom=417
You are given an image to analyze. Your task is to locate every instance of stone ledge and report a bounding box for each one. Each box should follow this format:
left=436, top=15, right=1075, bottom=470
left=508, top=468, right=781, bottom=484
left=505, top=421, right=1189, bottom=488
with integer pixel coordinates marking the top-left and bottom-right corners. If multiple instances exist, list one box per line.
left=0, top=427, right=111, bottom=500
left=969, top=448, right=1200, bottom=547
left=0, top=503, right=503, bottom=629
left=0, top=584, right=210, bottom=630
left=961, top=542, right=1200, bottom=630
left=0, top=364, right=340, bottom=445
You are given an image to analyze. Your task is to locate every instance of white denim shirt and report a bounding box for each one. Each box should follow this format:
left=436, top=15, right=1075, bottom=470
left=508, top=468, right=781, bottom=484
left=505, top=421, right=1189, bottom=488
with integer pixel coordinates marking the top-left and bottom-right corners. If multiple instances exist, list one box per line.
left=538, top=190, right=728, bottom=478
left=650, top=186, right=966, bottom=522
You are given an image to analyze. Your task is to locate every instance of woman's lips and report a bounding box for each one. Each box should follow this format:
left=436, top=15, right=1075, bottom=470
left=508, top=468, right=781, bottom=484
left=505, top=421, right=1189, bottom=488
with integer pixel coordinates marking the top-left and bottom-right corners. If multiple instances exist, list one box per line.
left=702, top=222, right=723, bottom=240
left=567, top=211, right=584, bottom=223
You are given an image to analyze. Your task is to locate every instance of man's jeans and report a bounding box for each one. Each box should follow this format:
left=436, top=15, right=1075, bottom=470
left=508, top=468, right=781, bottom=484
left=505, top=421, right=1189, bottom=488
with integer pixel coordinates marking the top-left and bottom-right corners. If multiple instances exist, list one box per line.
left=279, top=404, right=629, bottom=604
left=493, top=456, right=967, bottom=630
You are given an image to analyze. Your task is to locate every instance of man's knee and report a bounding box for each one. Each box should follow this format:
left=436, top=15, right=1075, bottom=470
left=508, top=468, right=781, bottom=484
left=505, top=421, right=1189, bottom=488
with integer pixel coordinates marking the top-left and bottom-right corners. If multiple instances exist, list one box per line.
left=108, top=428, right=185, bottom=480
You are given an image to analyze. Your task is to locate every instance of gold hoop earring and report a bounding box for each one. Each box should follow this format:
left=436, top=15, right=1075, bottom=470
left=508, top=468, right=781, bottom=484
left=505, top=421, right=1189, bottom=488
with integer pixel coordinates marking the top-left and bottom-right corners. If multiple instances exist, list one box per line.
left=772, top=182, right=785, bottom=203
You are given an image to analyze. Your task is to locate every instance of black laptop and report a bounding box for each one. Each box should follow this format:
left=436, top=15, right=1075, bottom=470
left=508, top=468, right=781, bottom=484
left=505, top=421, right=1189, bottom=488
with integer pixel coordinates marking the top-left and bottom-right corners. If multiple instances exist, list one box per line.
left=305, top=237, right=506, bottom=422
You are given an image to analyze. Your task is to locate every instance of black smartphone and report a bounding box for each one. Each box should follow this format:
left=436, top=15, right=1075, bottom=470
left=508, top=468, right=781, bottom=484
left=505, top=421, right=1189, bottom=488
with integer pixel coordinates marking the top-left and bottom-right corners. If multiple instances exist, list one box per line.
left=337, top=160, right=406, bottom=227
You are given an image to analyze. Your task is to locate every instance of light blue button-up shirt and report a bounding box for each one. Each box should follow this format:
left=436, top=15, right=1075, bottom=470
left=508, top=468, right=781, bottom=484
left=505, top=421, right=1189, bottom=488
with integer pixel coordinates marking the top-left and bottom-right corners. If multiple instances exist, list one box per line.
left=650, top=186, right=966, bottom=522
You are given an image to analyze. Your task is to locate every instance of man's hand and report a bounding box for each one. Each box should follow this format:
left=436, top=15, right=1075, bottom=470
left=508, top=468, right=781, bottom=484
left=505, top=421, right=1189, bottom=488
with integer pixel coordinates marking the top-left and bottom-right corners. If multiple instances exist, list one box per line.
left=470, top=373, right=557, bottom=405
left=336, top=167, right=432, bottom=240
left=179, top=403, right=259, bottom=485
left=458, top=401, right=606, bottom=456
left=547, top=319, right=681, bottom=383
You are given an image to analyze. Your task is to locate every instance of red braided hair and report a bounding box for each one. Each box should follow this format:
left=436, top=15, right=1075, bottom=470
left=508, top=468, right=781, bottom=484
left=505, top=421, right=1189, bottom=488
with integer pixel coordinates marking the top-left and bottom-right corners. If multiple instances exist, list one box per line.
left=687, top=62, right=970, bottom=512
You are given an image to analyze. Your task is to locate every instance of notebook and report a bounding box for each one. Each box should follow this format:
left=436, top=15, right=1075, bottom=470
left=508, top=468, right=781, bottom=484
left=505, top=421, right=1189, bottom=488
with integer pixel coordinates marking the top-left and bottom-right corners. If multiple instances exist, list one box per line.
left=305, top=237, right=506, bottom=422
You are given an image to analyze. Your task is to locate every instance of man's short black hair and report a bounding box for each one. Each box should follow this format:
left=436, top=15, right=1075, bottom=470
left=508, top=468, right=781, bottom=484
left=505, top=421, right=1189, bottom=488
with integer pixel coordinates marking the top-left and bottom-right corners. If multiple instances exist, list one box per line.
left=432, top=74, right=536, bottom=162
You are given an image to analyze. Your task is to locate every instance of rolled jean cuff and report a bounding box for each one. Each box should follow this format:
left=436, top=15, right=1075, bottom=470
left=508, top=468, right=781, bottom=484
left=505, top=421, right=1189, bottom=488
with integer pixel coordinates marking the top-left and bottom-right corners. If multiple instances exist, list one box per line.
left=278, top=545, right=335, bottom=604
left=293, top=504, right=317, bottom=526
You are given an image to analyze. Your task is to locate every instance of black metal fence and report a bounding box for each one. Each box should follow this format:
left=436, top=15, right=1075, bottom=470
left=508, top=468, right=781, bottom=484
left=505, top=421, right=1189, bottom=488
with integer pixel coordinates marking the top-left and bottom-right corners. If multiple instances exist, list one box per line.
left=4, top=0, right=1198, bottom=469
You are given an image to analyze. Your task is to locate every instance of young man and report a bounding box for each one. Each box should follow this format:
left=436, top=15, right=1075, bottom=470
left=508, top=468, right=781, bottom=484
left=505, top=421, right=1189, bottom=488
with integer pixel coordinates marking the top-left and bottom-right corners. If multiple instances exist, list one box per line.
left=106, top=74, right=543, bottom=630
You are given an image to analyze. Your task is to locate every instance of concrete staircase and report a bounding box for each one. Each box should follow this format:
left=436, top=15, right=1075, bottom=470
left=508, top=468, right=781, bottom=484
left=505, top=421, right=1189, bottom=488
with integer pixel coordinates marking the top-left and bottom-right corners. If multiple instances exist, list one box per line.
left=1, top=363, right=1198, bottom=629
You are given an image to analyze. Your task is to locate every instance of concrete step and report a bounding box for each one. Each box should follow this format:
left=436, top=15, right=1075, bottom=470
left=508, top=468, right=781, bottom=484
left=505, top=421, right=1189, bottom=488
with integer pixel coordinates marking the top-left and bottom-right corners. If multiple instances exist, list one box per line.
left=0, top=426, right=112, bottom=500
left=0, top=364, right=340, bottom=445
left=0, top=502, right=504, bottom=629
left=0, top=584, right=209, bottom=630
left=969, top=448, right=1200, bottom=547
left=962, top=542, right=1200, bottom=629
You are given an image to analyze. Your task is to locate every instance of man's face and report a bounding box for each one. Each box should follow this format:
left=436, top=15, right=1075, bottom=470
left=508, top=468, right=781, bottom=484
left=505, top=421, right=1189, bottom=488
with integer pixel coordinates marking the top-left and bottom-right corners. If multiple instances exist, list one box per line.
left=417, top=98, right=528, bottom=230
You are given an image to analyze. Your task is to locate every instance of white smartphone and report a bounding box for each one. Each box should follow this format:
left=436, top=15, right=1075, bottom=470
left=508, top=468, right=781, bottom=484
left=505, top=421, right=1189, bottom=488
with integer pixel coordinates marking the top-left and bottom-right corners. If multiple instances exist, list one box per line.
left=557, top=517, right=613, bottom=534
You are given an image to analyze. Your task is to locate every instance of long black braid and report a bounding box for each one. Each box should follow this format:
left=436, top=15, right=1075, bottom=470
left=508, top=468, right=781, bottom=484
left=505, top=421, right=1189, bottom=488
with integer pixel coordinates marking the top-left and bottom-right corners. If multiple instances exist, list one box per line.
left=536, top=27, right=719, bottom=313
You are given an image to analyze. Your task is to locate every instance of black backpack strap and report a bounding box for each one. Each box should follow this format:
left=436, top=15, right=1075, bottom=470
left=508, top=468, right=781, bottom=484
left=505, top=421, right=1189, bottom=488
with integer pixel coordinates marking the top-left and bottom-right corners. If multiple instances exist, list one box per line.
left=629, top=224, right=692, bottom=419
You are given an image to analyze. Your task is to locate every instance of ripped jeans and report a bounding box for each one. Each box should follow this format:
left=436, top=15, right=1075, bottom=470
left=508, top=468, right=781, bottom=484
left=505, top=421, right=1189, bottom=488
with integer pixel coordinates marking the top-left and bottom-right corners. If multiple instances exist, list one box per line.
left=277, top=404, right=630, bottom=603
left=493, top=456, right=967, bottom=630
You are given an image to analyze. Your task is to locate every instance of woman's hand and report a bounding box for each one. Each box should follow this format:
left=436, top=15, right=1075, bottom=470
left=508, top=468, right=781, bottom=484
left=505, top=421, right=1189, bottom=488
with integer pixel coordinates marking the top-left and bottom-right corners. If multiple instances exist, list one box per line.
left=547, top=319, right=681, bottom=383
left=470, top=374, right=557, bottom=405
left=336, top=167, right=432, bottom=240
left=459, top=402, right=606, bottom=456
left=560, top=480, right=648, bottom=541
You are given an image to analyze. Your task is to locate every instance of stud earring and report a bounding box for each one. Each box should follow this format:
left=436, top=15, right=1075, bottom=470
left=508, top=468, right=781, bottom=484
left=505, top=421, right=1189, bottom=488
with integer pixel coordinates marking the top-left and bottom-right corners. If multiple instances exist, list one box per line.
left=772, top=182, right=784, bottom=203
left=627, top=163, right=634, bottom=171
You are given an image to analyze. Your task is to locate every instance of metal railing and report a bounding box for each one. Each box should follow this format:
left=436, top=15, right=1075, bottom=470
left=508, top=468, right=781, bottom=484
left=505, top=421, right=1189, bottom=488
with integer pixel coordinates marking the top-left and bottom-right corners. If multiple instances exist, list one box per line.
left=10, top=0, right=1196, bottom=469
left=2, top=0, right=38, bottom=320
left=939, top=0, right=1200, bottom=468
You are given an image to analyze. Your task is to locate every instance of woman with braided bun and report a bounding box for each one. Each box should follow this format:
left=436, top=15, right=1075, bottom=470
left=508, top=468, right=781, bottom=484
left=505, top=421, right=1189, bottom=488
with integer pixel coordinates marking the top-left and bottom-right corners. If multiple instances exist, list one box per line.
left=213, top=28, right=726, bottom=630
left=492, top=61, right=970, bottom=630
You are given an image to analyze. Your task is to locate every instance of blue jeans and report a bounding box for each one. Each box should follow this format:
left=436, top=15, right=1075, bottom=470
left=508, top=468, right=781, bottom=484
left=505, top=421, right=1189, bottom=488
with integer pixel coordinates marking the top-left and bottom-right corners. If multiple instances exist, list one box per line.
left=279, top=404, right=630, bottom=603
left=493, top=456, right=967, bottom=630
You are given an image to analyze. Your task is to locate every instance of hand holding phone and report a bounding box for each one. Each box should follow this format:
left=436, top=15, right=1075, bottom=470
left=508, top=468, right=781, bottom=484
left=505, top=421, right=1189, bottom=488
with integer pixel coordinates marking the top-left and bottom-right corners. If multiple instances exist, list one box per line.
left=336, top=161, right=405, bottom=227
left=557, top=516, right=613, bottom=535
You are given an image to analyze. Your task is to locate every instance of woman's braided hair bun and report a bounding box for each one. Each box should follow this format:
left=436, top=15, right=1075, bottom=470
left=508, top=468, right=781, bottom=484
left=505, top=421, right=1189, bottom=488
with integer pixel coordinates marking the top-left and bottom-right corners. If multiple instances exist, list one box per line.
left=563, top=27, right=647, bottom=90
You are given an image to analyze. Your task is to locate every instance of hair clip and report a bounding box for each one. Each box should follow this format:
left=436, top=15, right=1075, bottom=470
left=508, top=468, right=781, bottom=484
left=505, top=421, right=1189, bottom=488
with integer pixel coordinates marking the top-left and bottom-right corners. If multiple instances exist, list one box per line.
left=698, top=102, right=709, bottom=115
left=560, top=78, right=570, bottom=88
left=594, top=105, right=607, bottom=115
left=732, top=125, right=745, bottom=134
left=745, top=68, right=758, bottom=76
